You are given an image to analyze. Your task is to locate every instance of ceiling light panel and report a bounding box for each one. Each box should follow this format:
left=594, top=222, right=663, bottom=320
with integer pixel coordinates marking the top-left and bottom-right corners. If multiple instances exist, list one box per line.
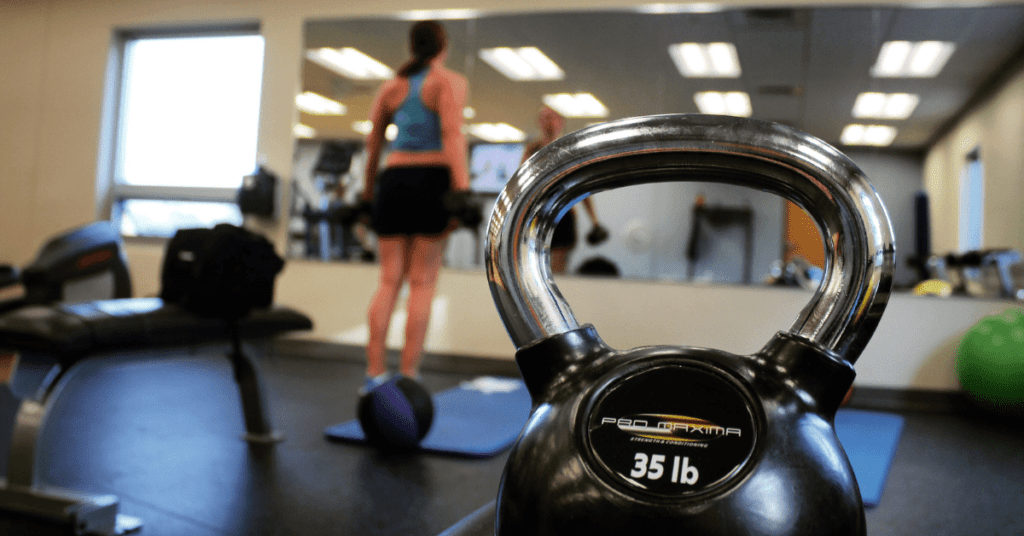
left=668, top=42, right=741, bottom=78
left=352, top=121, right=373, bottom=136
left=693, top=91, right=752, bottom=117
left=852, top=92, right=920, bottom=119
left=296, top=91, right=346, bottom=115
left=637, top=3, right=723, bottom=14
left=840, top=124, right=898, bottom=146
left=293, top=124, right=316, bottom=138
left=542, top=93, right=609, bottom=118
left=468, top=123, right=527, bottom=143
left=397, top=9, right=480, bottom=20
left=305, top=47, right=394, bottom=80
left=479, top=47, right=565, bottom=81
left=871, top=41, right=955, bottom=78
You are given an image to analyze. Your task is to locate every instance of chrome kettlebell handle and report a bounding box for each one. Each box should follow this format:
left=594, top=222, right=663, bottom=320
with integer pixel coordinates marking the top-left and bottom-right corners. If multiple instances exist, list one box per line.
left=485, top=114, right=895, bottom=364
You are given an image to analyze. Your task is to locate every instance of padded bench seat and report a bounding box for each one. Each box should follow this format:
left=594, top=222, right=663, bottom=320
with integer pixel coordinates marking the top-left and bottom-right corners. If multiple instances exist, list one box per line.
left=0, top=297, right=312, bottom=360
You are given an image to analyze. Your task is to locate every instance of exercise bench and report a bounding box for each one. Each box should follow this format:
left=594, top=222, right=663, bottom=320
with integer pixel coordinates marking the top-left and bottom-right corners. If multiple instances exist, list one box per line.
left=0, top=297, right=313, bottom=535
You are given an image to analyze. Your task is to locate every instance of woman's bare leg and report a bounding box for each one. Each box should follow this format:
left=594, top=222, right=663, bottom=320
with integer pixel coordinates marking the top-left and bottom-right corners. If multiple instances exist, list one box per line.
left=366, top=236, right=411, bottom=377
left=400, top=234, right=448, bottom=377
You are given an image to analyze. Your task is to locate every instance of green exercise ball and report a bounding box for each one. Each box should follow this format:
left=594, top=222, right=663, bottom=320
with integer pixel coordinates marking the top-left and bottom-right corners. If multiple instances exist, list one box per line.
left=956, top=308, right=1024, bottom=415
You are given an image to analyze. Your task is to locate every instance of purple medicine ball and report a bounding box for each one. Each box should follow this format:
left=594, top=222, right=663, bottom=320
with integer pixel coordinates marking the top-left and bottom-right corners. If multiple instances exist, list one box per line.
left=357, top=376, right=435, bottom=449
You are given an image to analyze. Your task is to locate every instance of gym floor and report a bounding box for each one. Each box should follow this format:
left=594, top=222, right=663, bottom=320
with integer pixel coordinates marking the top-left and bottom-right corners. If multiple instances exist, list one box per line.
left=3, top=340, right=1023, bottom=535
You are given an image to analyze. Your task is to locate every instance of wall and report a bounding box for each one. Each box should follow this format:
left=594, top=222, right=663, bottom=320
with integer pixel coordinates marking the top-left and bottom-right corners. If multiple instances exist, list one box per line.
left=2, top=0, right=1018, bottom=395
left=924, top=67, right=1024, bottom=254
left=126, top=238, right=1011, bottom=392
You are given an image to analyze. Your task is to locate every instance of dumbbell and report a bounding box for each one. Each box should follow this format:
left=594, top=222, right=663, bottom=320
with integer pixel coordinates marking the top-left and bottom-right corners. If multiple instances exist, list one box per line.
left=586, top=224, right=609, bottom=245
left=485, top=114, right=895, bottom=536
left=443, top=191, right=484, bottom=229
left=305, top=200, right=373, bottom=228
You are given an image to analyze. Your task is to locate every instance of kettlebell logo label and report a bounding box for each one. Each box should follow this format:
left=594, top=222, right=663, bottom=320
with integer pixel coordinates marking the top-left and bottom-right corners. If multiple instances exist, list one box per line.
left=601, top=414, right=742, bottom=443
left=586, top=363, right=758, bottom=497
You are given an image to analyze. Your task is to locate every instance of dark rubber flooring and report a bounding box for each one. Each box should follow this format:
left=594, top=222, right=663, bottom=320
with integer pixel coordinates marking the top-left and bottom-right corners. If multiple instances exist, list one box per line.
left=7, top=341, right=1024, bottom=535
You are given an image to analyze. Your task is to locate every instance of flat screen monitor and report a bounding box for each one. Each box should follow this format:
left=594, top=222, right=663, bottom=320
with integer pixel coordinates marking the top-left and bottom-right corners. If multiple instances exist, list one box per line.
left=315, top=141, right=358, bottom=175
left=469, top=143, right=525, bottom=194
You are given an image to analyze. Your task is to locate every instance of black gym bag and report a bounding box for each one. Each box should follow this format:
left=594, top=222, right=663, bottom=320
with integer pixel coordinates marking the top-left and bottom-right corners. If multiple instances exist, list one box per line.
left=160, top=224, right=284, bottom=319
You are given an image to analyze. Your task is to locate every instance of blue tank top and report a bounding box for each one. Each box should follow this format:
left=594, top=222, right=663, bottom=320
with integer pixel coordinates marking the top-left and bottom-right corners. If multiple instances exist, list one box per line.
left=391, top=70, right=443, bottom=152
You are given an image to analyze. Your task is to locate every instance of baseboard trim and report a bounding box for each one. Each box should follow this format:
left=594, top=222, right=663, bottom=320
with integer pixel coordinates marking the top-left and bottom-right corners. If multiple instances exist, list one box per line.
left=846, top=386, right=967, bottom=413
left=271, top=338, right=521, bottom=377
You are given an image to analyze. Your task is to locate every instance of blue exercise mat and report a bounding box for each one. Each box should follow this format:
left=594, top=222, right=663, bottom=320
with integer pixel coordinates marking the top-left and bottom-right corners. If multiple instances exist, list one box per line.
left=835, top=408, right=905, bottom=507
left=325, top=376, right=532, bottom=458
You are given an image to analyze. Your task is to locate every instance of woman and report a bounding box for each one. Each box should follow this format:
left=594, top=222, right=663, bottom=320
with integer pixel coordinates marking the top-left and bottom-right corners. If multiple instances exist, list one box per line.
left=361, top=21, right=469, bottom=387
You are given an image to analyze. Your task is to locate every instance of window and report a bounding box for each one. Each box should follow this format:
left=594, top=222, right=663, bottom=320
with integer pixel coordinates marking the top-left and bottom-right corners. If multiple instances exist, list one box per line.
left=958, top=148, right=984, bottom=252
left=104, top=30, right=265, bottom=237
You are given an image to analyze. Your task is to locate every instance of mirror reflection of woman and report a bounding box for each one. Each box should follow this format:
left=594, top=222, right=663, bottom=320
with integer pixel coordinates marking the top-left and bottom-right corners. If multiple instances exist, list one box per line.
left=361, top=20, right=469, bottom=388
left=522, top=106, right=603, bottom=274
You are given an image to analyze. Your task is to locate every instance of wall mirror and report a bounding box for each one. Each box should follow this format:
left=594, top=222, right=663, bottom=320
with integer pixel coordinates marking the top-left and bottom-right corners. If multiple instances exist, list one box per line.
left=288, top=5, right=1024, bottom=289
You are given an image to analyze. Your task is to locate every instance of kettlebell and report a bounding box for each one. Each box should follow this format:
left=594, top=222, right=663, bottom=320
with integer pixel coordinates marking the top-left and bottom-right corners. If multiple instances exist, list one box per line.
left=485, top=115, right=894, bottom=535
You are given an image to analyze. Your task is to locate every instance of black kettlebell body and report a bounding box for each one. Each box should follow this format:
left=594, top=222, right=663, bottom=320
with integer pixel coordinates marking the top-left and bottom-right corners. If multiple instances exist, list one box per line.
left=499, top=329, right=863, bottom=535
left=485, top=115, right=894, bottom=535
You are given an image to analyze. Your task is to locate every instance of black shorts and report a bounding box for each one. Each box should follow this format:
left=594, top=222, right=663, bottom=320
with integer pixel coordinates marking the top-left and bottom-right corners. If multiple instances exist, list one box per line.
left=551, top=209, right=577, bottom=249
left=372, top=166, right=452, bottom=236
